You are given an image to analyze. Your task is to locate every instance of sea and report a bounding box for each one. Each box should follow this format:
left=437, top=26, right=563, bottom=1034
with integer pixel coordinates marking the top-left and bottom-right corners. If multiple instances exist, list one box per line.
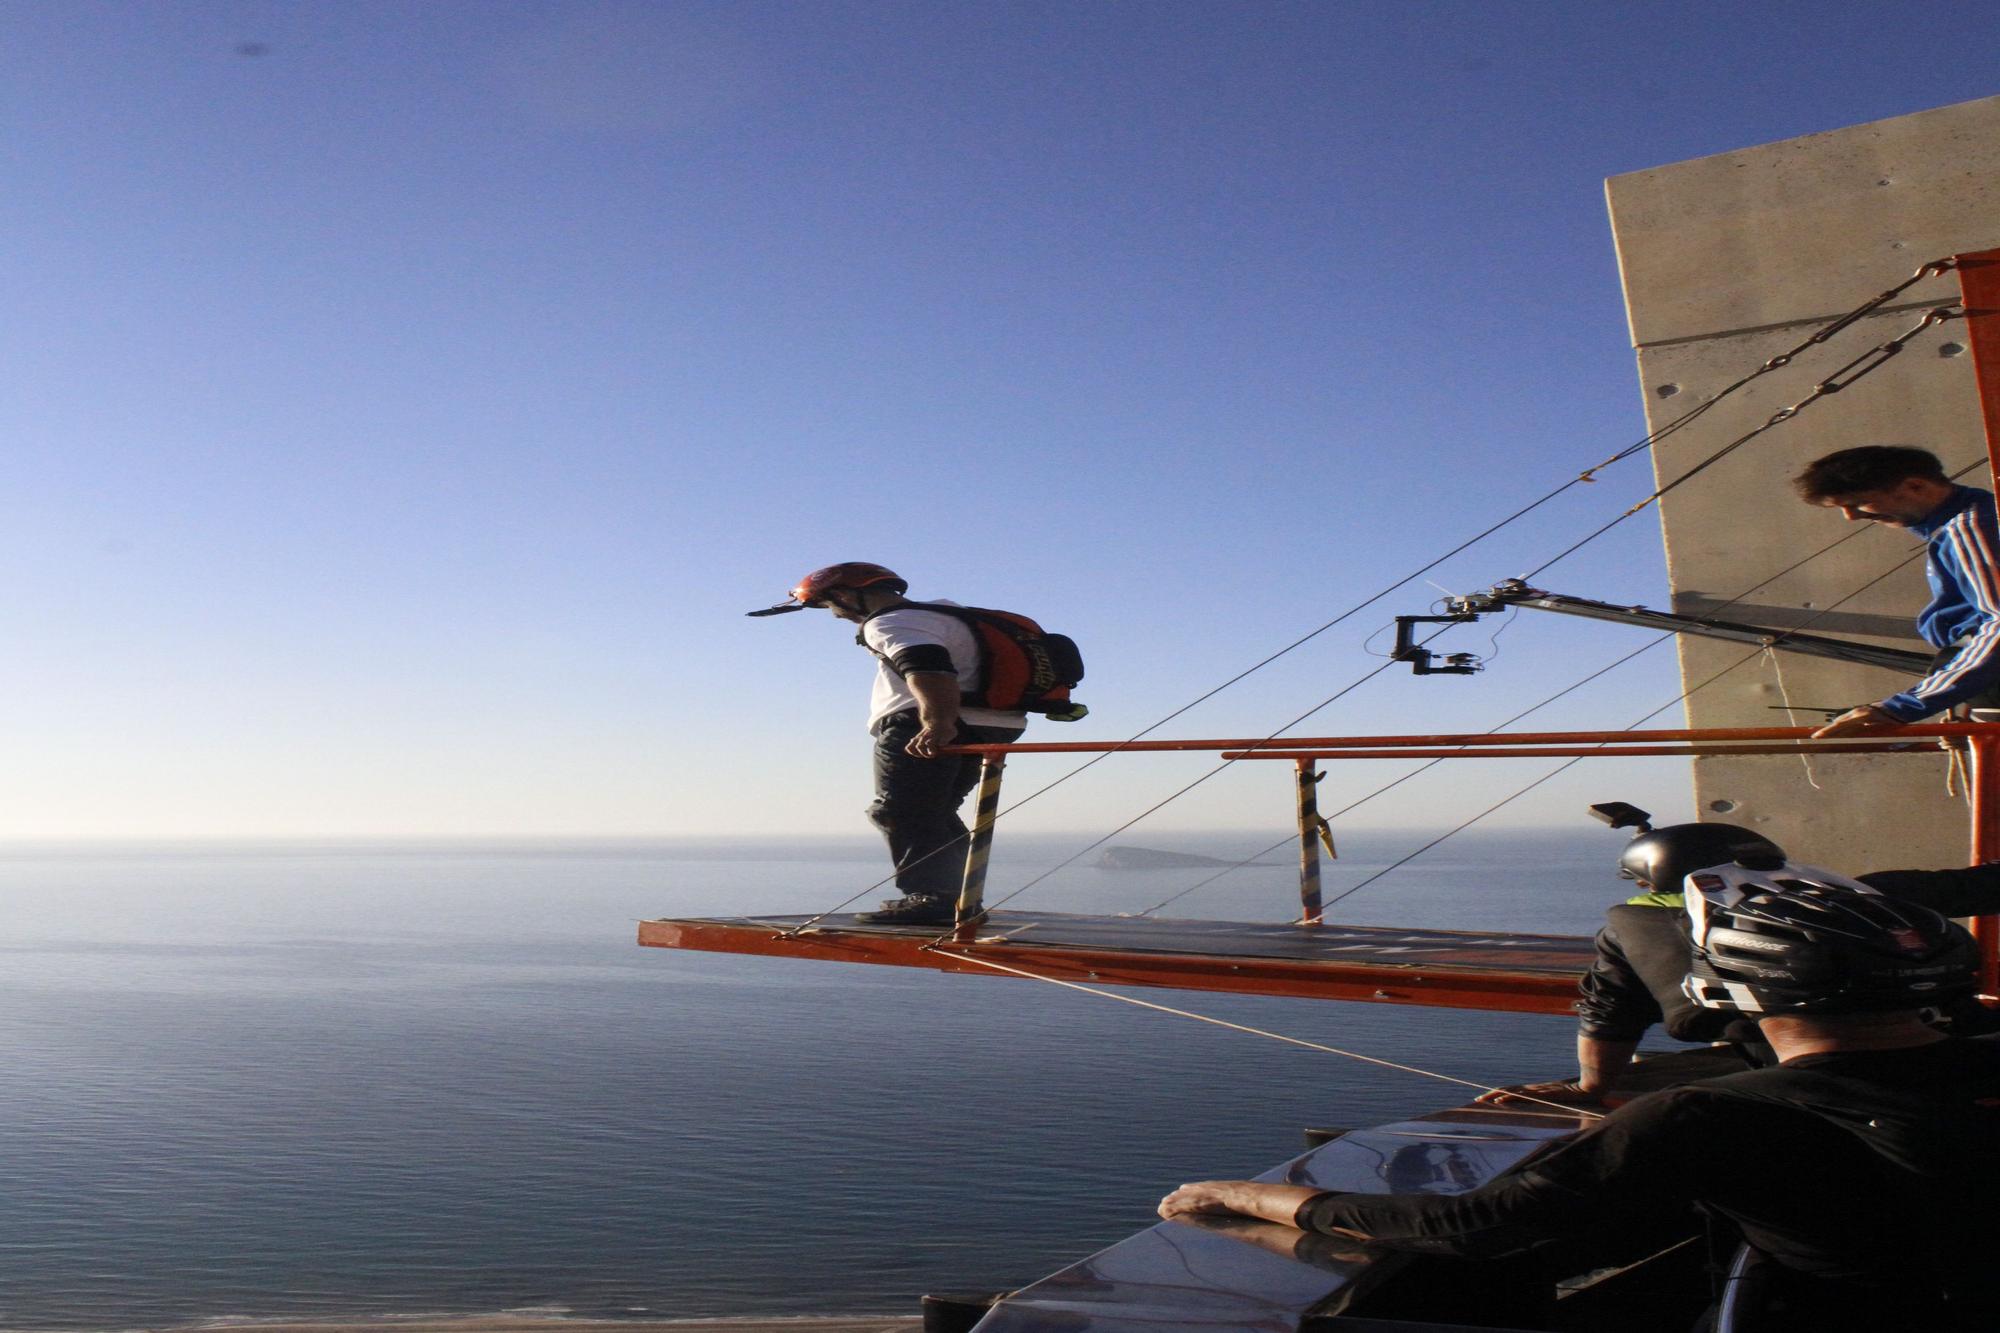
left=0, top=830, right=1640, bottom=1330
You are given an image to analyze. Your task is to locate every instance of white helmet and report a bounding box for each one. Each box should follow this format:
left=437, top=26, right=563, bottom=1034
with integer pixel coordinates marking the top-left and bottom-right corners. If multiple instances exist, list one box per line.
left=1682, top=862, right=1977, bottom=1015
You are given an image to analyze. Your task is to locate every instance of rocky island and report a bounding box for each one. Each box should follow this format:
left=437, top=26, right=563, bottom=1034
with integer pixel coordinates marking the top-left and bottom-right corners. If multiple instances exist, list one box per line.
left=1095, top=845, right=1273, bottom=870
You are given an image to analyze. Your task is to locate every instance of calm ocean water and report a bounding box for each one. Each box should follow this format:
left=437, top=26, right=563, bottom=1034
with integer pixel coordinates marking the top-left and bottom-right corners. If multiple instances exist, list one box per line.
left=0, top=830, right=1631, bottom=1329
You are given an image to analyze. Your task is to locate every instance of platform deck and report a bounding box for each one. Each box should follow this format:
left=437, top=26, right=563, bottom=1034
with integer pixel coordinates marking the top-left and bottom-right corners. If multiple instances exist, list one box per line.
left=638, top=910, right=1597, bottom=1013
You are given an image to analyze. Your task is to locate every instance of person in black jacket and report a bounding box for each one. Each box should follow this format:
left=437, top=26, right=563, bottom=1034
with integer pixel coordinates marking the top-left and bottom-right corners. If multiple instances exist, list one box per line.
left=1480, top=832, right=2000, bottom=1108
left=1159, top=874, right=2000, bottom=1331
left=1484, top=819, right=1789, bottom=1107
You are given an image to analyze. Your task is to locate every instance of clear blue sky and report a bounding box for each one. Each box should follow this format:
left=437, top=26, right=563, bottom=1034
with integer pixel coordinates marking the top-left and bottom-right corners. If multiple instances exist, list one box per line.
left=6, top=1, right=1997, bottom=838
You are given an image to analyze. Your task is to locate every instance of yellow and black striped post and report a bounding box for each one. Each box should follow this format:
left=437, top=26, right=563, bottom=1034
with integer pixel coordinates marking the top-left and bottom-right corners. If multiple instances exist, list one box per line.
left=1295, top=760, right=1325, bottom=925
left=953, top=754, right=1007, bottom=940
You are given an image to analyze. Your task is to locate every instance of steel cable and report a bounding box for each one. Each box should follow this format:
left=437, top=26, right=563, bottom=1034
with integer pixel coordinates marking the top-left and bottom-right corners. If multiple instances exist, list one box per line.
left=1522, top=303, right=1960, bottom=584
left=1313, top=543, right=1933, bottom=915
left=786, top=260, right=1961, bottom=931
left=933, top=949, right=1608, bottom=1121
left=1138, top=455, right=1982, bottom=916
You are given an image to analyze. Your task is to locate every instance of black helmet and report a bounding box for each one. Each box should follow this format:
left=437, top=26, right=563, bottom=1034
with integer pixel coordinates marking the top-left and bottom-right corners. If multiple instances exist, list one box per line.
left=1618, top=822, right=1785, bottom=893
left=1682, top=864, right=1978, bottom=1015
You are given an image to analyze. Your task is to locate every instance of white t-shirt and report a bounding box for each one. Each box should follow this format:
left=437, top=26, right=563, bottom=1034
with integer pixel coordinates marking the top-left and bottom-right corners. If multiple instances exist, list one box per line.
left=861, top=601, right=1029, bottom=732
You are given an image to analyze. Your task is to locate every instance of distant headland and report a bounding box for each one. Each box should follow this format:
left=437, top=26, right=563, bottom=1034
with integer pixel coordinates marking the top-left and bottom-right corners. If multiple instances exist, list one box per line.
left=1096, top=845, right=1278, bottom=870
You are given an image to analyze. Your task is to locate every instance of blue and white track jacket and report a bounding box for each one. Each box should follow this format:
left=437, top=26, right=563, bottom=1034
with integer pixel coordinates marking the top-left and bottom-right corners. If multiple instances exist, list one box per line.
left=1878, top=485, right=2000, bottom=721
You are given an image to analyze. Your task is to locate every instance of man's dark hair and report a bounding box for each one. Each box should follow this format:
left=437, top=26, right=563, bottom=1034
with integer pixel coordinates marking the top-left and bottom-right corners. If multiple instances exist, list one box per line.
left=1793, top=446, right=1948, bottom=501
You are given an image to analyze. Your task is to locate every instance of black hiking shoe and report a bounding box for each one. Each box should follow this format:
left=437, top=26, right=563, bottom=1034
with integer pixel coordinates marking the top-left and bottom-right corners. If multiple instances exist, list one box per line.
left=854, top=895, right=957, bottom=926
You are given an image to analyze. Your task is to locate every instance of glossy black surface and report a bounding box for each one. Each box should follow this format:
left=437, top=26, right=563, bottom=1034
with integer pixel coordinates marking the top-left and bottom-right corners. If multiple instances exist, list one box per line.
left=970, top=1109, right=1581, bottom=1332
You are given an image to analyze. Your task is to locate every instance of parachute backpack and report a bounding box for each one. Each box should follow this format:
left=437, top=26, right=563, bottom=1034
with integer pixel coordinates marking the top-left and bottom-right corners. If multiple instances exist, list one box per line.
left=876, top=601, right=1088, bottom=721
left=746, top=567, right=1088, bottom=721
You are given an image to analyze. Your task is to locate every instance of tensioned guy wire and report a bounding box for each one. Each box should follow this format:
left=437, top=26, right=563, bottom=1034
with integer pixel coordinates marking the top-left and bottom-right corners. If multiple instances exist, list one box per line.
left=771, top=263, right=1971, bottom=1102
left=1521, top=302, right=1961, bottom=585
left=1133, top=629, right=1678, bottom=918
left=932, top=949, right=1607, bottom=1122
left=1314, top=456, right=1990, bottom=898
left=925, top=556, right=1936, bottom=1114
left=788, top=259, right=1960, bottom=931
left=1313, top=543, right=1933, bottom=916
left=925, top=626, right=1465, bottom=931
left=1136, top=454, right=1984, bottom=916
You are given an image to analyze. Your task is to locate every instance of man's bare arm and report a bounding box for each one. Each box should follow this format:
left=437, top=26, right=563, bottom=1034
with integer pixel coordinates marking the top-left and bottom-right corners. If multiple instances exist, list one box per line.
left=1476, top=1033, right=1637, bottom=1105
left=904, top=671, right=962, bottom=758
left=1158, top=1181, right=1329, bottom=1229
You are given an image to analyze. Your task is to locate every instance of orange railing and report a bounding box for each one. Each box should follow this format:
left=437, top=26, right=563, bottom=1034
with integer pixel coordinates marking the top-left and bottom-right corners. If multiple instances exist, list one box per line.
left=945, top=723, right=2000, bottom=992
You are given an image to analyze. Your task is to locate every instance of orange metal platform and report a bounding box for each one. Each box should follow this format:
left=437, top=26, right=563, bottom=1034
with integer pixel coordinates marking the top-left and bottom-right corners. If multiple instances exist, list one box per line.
left=639, top=722, right=2000, bottom=1009
left=637, top=910, right=1596, bottom=1014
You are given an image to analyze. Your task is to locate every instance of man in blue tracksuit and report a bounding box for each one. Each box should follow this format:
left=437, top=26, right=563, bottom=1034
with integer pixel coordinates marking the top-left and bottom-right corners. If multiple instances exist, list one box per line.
left=1795, top=446, right=2000, bottom=737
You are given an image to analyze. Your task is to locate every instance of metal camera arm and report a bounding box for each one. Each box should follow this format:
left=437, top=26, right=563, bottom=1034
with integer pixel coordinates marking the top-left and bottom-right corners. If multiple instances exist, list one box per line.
left=1416, top=580, right=1932, bottom=676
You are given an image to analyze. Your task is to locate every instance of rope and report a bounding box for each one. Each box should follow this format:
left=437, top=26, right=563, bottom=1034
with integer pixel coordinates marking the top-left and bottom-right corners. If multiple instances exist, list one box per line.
left=1764, top=648, right=1823, bottom=792
left=1629, top=305, right=1961, bottom=513
left=932, top=947, right=1606, bottom=1121
left=765, top=269, right=1970, bottom=1097
left=1946, top=745, right=1967, bottom=801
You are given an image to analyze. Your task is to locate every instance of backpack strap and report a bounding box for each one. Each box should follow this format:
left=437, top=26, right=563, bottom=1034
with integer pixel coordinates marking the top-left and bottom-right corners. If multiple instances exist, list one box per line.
left=858, top=604, right=985, bottom=688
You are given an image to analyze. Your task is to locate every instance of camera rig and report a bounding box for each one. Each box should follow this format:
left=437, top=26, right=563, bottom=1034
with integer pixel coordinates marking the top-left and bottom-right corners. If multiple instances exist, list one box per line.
left=1393, top=579, right=1932, bottom=678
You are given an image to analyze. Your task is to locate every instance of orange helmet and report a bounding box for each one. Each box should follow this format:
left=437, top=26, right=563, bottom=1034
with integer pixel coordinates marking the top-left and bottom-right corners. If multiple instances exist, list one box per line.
left=746, top=562, right=908, bottom=616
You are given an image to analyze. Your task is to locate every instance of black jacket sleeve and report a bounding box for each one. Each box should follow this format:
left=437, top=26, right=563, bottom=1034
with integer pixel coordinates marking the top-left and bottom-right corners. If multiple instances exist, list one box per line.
left=1292, top=1089, right=1716, bottom=1259
left=1573, top=902, right=1740, bottom=1043
left=1293, top=1174, right=1598, bottom=1258
left=1858, top=863, right=2000, bottom=918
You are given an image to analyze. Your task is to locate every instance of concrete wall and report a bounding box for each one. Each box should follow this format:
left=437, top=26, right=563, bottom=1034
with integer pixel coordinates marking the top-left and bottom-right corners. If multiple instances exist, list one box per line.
left=1605, top=94, right=2000, bottom=870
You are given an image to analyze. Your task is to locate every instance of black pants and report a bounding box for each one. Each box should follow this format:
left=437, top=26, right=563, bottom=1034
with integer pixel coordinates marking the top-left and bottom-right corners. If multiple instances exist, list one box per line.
left=867, top=713, right=1022, bottom=899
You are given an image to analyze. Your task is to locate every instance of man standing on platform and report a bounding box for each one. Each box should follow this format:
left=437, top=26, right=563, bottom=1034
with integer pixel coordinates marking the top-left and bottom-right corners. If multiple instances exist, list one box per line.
left=1796, top=446, right=2000, bottom=737
left=748, top=563, right=1026, bottom=926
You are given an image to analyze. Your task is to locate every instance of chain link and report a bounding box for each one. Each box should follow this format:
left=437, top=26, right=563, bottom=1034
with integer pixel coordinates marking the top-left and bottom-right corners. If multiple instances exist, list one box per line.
left=1618, top=304, right=1963, bottom=519
left=1527, top=302, right=1964, bottom=581
left=1572, top=256, right=1958, bottom=484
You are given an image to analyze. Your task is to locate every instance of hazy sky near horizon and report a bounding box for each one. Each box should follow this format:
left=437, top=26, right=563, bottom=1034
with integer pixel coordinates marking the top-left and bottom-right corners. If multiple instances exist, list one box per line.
left=8, top=1, right=1999, bottom=840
